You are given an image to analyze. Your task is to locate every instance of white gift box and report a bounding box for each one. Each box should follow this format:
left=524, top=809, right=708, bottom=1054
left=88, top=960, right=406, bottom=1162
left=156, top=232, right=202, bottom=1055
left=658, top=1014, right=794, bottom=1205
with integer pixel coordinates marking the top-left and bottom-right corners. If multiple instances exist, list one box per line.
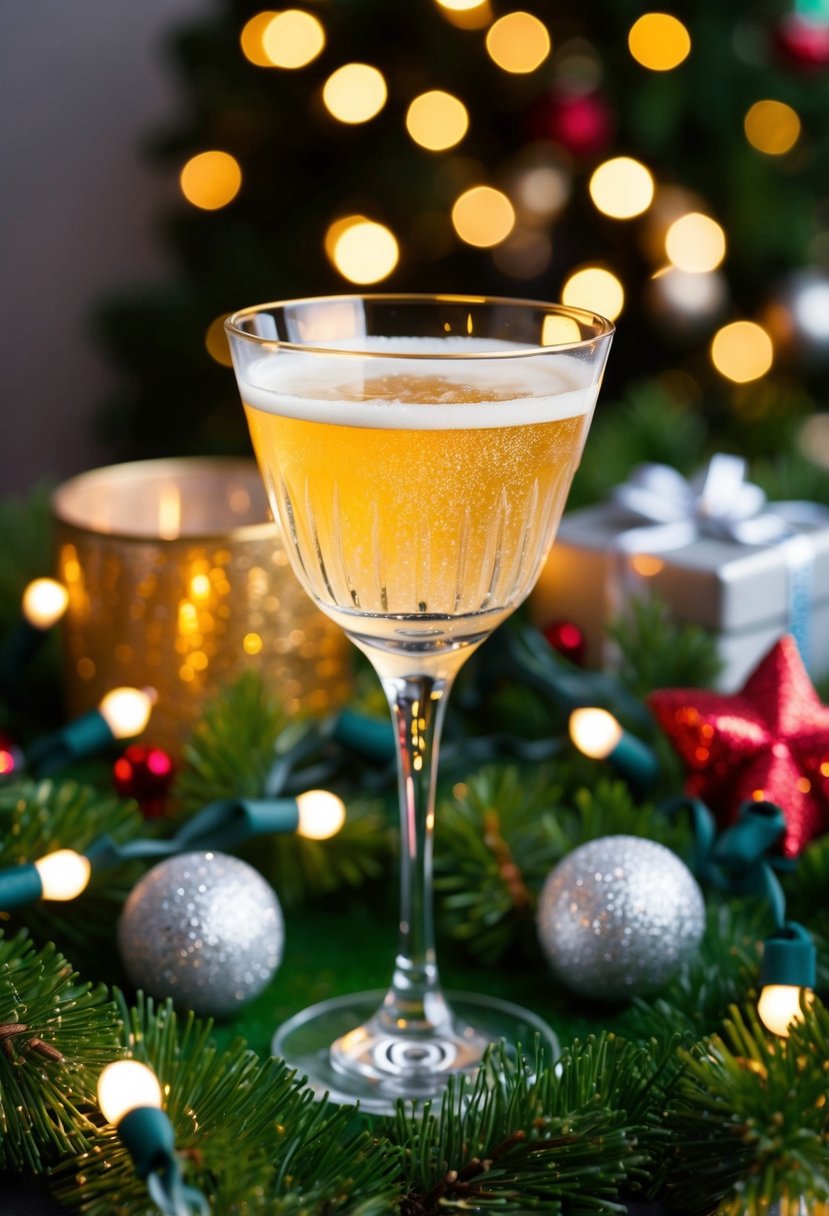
left=531, top=500, right=829, bottom=691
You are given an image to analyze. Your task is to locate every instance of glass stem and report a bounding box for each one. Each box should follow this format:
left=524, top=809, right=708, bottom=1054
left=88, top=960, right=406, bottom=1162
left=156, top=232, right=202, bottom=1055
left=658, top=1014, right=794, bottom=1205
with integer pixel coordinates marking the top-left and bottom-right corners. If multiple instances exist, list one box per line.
left=379, top=671, right=453, bottom=1034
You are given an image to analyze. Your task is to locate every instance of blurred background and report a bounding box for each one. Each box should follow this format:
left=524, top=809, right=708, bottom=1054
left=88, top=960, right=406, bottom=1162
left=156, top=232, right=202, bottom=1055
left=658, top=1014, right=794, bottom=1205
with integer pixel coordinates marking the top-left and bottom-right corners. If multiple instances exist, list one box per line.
left=2, top=0, right=829, bottom=495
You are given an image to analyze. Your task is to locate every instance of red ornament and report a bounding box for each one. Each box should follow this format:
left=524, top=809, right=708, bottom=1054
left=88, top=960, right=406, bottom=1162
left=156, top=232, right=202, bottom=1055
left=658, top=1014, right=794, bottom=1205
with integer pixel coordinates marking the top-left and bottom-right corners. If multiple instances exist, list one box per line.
left=648, top=636, right=829, bottom=858
left=534, top=89, right=615, bottom=158
left=0, top=730, right=23, bottom=779
left=113, top=744, right=175, bottom=818
left=774, top=14, right=829, bottom=69
left=543, top=619, right=586, bottom=666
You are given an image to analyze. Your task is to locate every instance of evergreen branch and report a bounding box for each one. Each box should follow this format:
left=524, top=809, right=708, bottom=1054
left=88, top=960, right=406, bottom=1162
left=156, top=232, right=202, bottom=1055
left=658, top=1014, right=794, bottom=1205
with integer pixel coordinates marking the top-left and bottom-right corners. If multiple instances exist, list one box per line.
left=0, top=930, right=118, bottom=1172
left=569, top=382, right=707, bottom=510
left=607, top=597, right=723, bottom=700
left=52, top=991, right=400, bottom=1215
left=0, top=486, right=54, bottom=634
left=175, top=671, right=392, bottom=908
left=394, top=1037, right=660, bottom=1215
left=657, top=1001, right=829, bottom=1216
left=435, top=766, right=692, bottom=965
left=0, top=779, right=145, bottom=965
left=622, top=898, right=768, bottom=1044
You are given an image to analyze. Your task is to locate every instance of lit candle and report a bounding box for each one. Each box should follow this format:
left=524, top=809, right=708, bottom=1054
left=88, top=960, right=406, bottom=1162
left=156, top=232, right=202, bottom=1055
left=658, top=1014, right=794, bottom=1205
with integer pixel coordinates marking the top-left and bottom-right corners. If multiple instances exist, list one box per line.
left=52, top=458, right=352, bottom=752
left=569, top=706, right=660, bottom=791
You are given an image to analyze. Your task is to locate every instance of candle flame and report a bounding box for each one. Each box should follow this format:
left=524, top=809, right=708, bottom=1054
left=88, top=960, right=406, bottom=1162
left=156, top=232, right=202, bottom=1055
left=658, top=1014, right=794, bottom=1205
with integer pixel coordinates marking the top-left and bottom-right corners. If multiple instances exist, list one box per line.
left=158, top=485, right=182, bottom=539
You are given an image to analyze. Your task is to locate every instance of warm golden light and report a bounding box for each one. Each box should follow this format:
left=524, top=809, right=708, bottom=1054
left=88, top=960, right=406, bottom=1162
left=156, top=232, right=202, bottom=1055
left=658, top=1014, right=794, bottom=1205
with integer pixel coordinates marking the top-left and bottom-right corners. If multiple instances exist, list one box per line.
left=665, top=212, right=726, bottom=273
left=180, top=151, right=242, bottom=211
left=589, top=157, right=655, bottom=219
left=98, top=687, right=154, bottom=740
left=628, top=13, right=691, bottom=71
left=562, top=266, right=624, bottom=321
left=514, top=163, right=570, bottom=221
left=711, top=321, right=774, bottom=383
left=205, top=314, right=233, bottom=366
left=435, top=0, right=484, bottom=9
left=330, top=219, right=399, bottom=284
left=438, top=0, right=492, bottom=28
left=34, top=849, right=92, bottom=901
left=405, top=91, right=469, bottom=151
left=240, top=11, right=279, bottom=67
left=262, top=9, right=325, bottom=68
left=451, top=186, right=515, bottom=248
left=296, top=789, right=347, bottom=840
left=486, top=12, right=551, bottom=74
left=744, top=100, right=801, bottom=156
left=541, top=314, right=582, bottom=346
left=569, top=707, right=624, bottom=760
left=22, top=578, right=69, bottom=629
left=323, top=63, right=387, bottom=124
left=757, top=984, right=814, bottom=1037
left=98, top=1061, right=163, bottom=1125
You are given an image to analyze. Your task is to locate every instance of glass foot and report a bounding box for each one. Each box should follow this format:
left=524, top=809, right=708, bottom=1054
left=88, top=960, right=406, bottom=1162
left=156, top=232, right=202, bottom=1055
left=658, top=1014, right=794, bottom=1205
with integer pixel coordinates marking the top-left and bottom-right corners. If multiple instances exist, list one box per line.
left=272, top=990, right=558, bottom=1114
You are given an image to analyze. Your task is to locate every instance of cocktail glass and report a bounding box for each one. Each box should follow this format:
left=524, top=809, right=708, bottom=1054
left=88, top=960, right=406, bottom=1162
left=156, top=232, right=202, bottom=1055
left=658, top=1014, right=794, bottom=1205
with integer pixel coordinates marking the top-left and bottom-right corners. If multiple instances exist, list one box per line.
left=226, top=295, right=613, bottom=1112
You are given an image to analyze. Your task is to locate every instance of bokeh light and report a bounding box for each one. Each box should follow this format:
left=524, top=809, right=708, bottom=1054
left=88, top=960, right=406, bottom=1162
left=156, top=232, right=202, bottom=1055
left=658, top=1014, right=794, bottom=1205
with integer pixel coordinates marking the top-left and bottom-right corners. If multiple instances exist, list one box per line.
left=628, top=13, right=691, bottom=71
left=437, top=0, right=493, bottom=28
left=744, top=100, right=801, bottom=156
left=665, top=212, right=726, bottom=272
left=328, top=218, right=400, bottom=283
left=711, top=321, right=774, bottom=383
left=180, top=152, right=242, bottom=210
left=486, top=12, right=551, bottom=74
left=262, top=10, right=325, bottom=69
left=240, top=12, right=279, bottom=66
left=406, top=91, right=469, bottom=151
left=512, top=157, right=571, bottom=221
left=588, top=156, right=655, bottom=219
left=205, top=314, right=233, bottom=366
left=323, top=64, right=387, bottom=124
left=451, top=186, right=516, bottom=247
left=562, top=266, right=624, bottom=321
left=541, top=314, right=583, bottom=345
left=492, top=228, right=552, bottom=278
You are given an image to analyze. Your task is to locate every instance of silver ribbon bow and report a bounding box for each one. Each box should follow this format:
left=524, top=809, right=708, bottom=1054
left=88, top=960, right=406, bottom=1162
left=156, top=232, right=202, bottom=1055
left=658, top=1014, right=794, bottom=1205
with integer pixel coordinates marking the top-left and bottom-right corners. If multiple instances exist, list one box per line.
left=609, top=454, right=827, bottom=665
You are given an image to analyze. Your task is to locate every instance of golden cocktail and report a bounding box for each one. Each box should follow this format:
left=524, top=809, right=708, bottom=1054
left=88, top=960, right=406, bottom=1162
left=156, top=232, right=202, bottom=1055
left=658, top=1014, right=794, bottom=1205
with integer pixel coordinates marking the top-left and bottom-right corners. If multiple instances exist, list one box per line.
left=228, top=297, right=613, bottom=1111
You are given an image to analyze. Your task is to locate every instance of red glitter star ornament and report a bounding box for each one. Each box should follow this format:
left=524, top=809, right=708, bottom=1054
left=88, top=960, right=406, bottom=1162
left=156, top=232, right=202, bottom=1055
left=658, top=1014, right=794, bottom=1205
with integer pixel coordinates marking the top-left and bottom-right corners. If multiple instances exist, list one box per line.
left=648, top=636, right=829, bottom=858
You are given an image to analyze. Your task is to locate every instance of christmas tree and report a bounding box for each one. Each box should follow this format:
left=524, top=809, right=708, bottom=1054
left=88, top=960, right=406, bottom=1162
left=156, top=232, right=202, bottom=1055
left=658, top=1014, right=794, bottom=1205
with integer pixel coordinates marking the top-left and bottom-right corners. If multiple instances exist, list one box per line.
left=95, top=0, right=829, bottom=472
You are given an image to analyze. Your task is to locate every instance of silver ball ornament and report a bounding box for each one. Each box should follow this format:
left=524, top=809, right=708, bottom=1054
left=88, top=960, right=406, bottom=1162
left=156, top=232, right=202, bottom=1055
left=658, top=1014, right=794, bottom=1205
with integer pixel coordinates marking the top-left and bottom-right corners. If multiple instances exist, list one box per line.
left=118, top=851, right=284, bottom=1018
left=767, top=269, right=829, bottom=365
left=537, top=836, right=705, bottom=1002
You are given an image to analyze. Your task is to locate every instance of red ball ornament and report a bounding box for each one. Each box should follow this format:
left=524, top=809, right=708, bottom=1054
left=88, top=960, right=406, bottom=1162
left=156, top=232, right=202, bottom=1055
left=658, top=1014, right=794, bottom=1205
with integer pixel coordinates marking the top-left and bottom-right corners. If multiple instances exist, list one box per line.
left=534, top=89, right=615, bottom=158
left=774, top=14, right=829, bottom=69
left=0, top=730, right=23, bottom=779
left=543, top=619, right=586, bottom=666
left=648, top=636, right=829, bottom=858
left=113, top=744, right=175, bottom=818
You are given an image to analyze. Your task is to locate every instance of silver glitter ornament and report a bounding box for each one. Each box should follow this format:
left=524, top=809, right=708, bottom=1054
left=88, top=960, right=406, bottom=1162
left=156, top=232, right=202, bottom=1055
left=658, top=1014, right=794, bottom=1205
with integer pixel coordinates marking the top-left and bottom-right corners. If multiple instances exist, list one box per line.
left=537, top=836, right=705, bottom=1002
left=118, top=851, right=284, bottom=1018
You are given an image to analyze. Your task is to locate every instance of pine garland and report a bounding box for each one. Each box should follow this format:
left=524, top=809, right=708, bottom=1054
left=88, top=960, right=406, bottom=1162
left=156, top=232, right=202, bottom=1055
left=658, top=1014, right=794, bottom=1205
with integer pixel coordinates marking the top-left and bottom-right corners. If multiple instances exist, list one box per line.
left=174, top=671, right=392, bottom=909
left=0, top=930, right=118, bottom=1172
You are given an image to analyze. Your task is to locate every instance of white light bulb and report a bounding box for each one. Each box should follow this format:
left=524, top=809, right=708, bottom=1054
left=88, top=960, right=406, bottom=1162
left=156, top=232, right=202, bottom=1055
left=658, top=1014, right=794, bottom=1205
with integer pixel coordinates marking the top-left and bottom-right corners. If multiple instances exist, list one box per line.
left=98, top=1060, right=163, bottom=1125
left=757, top=984, right=813, bottom=1038
left=34, top=849, right=91, bottom=901
left=98, top=687, right=155, bottom=740
left=296, top=790, right=347, bottom=840
left=569, top=708, right=624, bottom=759
left=22, top=579, right=69, bottom=629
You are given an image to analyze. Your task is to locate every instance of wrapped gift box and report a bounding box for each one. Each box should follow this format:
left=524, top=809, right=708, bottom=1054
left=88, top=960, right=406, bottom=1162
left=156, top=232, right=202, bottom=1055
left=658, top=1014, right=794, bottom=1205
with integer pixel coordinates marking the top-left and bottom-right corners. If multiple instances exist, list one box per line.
left=531, top=503, right=829, bottom=691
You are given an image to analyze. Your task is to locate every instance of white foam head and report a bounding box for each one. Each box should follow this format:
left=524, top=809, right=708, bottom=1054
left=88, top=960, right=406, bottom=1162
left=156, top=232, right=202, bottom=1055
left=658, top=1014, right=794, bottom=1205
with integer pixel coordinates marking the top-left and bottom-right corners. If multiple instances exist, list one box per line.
left=237, top=336, right=599, bottom=430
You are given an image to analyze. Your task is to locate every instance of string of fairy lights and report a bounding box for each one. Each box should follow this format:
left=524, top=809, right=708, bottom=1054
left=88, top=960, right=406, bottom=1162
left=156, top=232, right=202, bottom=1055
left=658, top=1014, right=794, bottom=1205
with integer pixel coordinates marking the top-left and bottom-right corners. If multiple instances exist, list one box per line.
left=190, top=3, right=812, bottom=387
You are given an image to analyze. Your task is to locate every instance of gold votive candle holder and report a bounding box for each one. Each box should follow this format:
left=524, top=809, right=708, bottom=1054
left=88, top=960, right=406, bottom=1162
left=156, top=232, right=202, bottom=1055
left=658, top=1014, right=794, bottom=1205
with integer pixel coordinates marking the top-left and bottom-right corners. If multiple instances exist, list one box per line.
left=52, top=458, right=352, bottom=752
